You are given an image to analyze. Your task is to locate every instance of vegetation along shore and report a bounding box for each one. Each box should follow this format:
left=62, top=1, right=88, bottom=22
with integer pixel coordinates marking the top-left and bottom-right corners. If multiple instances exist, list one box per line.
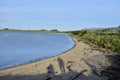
left=0, top=26, right=120, bottom=80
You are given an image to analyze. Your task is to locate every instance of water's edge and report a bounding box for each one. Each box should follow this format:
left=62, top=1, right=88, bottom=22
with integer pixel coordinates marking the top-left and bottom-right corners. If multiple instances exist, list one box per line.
left=0, top=34, right=76, bottom=70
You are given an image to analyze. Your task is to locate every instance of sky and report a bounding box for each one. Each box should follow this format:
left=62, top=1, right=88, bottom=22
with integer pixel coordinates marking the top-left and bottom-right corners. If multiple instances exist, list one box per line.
left=0, top=0, right=120, bottom=31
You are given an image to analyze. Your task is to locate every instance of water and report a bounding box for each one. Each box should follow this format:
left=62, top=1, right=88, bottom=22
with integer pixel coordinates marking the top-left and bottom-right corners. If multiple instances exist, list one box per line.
left=0, top=32, right=75, bottom=69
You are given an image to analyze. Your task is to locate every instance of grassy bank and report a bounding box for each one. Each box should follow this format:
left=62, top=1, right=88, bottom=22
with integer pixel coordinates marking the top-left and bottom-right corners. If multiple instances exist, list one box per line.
left=67, top=30, right=120, bottom=54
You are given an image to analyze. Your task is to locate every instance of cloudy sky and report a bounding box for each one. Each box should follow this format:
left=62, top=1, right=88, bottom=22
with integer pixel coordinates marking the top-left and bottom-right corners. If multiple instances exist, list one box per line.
left=0, top=0, right=120, bottom=31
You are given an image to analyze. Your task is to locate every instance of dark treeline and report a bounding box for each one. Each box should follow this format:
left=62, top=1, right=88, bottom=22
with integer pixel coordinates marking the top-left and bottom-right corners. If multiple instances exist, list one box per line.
left=0, top=28, right=60, bottom=33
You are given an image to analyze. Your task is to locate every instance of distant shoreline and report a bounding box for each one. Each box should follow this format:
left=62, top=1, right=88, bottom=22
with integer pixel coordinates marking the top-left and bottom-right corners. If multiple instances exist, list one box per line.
left=0, top=28, right=61, bottom=33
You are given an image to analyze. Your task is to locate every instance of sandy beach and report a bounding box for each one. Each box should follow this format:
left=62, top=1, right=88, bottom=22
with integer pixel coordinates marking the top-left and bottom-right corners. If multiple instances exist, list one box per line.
left=0, top=38, right=114, bottom=80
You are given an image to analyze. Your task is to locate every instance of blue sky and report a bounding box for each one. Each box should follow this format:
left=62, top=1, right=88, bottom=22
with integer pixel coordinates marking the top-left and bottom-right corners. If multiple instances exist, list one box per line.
left=0, top=0, right=120, bottom=31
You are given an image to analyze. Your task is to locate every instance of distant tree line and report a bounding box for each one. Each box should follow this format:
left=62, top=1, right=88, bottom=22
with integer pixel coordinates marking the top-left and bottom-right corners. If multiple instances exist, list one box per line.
left=0, top=28, right=60, bottom=33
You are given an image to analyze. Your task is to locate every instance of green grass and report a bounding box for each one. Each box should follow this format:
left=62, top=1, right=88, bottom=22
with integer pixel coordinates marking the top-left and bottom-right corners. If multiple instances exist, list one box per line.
left=69, top=30, right=120, bottom=54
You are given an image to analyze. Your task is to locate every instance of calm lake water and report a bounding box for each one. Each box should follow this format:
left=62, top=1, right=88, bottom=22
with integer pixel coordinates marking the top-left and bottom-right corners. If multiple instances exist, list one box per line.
left=0, top=32, right=75, bottom=69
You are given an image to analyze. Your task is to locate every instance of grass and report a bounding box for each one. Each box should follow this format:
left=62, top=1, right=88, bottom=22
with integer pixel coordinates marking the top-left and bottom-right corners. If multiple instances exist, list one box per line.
left=68, top=30, right=120, bottom=54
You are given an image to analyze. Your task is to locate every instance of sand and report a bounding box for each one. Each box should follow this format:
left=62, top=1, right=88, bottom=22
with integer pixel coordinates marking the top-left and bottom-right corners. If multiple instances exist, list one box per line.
left=0, top=38, right=113, bottom=80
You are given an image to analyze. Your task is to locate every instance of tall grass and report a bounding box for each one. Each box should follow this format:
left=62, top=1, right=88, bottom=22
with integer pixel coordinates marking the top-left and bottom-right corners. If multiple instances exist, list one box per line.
left=69, top=30, right=120, bottom=54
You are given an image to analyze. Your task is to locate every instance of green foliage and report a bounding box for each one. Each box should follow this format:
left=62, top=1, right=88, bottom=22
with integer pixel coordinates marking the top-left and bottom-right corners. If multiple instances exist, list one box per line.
left=1, top=29, right=50, bottom=33
left=69, top=30, right=120, bottom=54
left=3, top=28, right=9, bottom=30
left=69, top=30, right=87, bottom=36
left=50, top=29, right=59, bottom=32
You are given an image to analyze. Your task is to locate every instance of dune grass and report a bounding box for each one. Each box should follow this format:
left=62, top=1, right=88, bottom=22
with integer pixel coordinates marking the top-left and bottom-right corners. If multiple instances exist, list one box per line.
left=68, top=30, right=120, bottom=54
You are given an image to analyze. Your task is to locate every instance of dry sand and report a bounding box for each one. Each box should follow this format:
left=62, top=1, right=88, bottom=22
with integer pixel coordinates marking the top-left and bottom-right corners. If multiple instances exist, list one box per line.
left=0, top=38, right=113, bottom=80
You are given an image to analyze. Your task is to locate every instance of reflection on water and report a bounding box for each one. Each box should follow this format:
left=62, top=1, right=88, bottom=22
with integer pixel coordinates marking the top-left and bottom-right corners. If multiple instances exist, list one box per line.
left=0, top=32, right=75, bottom=69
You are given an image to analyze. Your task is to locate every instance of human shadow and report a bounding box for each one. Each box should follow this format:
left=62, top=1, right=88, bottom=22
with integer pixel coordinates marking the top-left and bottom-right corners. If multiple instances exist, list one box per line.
left=0, top=69, right=88, bottom=80
left=0, top=56, right=112, bottom=80
left=0, top=62, right=106, bottom=80
left=46, top=64, right=55, bottom=80
left=57, top=57, right=66, bottom=74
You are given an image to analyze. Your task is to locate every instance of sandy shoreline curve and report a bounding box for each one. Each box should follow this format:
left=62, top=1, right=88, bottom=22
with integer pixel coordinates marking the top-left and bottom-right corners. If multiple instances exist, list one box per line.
left=0, top=37, right=113, bottom=80
left=0, top=34, right=76, bottom=70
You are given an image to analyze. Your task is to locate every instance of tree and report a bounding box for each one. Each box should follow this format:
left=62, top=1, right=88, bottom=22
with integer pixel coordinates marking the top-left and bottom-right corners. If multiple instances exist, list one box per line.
left=50, top=29, right=59, bottom=32
left=40, top=29, right=48, bottom=32
left=3, top=28, right=9, bottom=30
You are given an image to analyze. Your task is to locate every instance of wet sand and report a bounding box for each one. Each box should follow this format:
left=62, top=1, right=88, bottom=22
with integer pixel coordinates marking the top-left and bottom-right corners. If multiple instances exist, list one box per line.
left=0, top=38, right=114, bottom=80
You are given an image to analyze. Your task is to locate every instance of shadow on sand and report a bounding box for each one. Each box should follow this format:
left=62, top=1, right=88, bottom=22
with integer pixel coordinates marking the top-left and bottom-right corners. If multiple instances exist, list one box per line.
left=100, top=54, right=120, bottom=80
left=57, top=57, right=66, bottom=74
left=0, top=55, right=119, bottom=80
